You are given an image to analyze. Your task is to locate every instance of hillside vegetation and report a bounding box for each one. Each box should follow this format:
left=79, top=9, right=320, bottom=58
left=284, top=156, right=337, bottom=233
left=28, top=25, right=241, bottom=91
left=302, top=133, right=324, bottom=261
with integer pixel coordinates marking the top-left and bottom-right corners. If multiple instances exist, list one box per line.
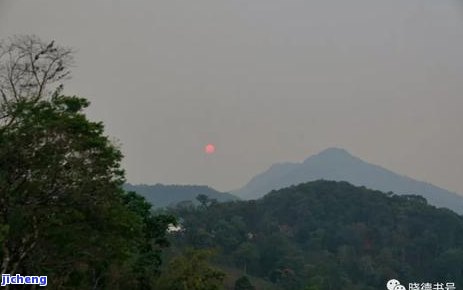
left=171, top=181, right=463, bottom=290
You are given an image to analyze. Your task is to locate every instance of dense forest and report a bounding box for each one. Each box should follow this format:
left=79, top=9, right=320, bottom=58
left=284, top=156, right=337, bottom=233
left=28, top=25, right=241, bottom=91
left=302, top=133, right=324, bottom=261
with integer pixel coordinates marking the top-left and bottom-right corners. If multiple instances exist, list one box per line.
left=168, top=181, right=463, bottom=290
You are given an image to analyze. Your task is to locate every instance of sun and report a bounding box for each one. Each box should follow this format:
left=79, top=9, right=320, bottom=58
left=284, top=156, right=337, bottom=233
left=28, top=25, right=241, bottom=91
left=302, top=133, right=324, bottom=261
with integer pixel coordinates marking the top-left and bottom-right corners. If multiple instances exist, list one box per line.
left=204, top=144, right=216, bottom=154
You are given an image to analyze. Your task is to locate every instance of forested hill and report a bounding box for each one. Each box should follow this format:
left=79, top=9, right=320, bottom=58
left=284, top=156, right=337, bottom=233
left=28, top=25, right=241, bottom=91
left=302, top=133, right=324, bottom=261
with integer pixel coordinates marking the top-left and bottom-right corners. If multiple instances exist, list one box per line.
left=124, top=183, right=238, bottom=208
left=171, top=180, right=463, bottom=290
left=232, top=148, right=463, bottom=214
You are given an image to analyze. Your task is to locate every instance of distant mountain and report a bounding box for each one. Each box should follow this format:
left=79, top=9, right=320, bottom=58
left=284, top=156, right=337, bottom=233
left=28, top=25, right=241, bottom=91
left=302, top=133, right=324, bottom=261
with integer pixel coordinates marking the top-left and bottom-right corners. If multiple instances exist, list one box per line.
left=232, top=148, right=463, bottom=214
left=124, top=183, right=238, bottom=208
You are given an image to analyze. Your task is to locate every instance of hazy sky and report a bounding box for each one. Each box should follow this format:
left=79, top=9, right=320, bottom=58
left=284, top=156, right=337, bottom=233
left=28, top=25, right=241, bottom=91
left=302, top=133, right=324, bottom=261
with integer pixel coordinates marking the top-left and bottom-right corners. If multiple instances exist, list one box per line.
left=1, top=0, right=462, bottom=193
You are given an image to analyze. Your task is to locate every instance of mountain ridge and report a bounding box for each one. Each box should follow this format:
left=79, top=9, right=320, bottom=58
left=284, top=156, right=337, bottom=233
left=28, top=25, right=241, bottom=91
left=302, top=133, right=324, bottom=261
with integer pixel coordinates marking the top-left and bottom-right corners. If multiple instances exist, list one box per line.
left=124, top=183, right=238, bottom=208
left=232, top=148, right=463, bottom=214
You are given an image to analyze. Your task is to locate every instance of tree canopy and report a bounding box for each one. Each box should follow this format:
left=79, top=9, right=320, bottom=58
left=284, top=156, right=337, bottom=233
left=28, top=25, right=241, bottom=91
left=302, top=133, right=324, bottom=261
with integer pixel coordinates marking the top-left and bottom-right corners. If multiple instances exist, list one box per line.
left=0, top=36, right=175, bottom=289
left=170, top=180, right=463, bottom=290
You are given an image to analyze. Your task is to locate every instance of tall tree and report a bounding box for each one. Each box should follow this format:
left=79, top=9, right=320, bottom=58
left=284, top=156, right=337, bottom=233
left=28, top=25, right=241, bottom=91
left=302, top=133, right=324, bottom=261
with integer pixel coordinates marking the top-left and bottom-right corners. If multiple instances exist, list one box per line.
left=0, top=36, right=175, bottom=289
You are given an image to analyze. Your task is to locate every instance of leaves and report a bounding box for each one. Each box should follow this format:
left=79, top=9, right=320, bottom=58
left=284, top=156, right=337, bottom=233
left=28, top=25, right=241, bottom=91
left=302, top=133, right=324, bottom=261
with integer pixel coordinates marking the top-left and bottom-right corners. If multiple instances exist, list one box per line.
left=154, top=249, right=226, bottom=290
left=171, top=181, right=463, bottom=289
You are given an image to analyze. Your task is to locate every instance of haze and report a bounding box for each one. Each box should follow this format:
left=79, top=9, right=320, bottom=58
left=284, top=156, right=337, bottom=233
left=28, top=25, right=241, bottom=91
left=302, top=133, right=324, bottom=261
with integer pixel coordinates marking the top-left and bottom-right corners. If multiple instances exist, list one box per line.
left=1, top=0, right=462, bottom=193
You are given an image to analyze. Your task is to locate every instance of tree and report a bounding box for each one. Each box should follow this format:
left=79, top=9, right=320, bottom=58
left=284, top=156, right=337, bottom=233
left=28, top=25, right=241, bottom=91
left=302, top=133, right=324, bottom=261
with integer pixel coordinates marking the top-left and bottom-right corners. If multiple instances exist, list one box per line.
left=234, top=276, right=256, bottom=290
left=0, top=93, right=129, bottom=287
left=0, top=36, right=175, bottom=289
left=197, top=194, right=218, bottom=208
left=153, top=249, right=226, bottom=290
left=232, top=242, right=259, bottom=274
left=0, top=35, right=73, bottom=134
left=0, top=35, right=73, bottom=104
left=122, top=191, right=176, bottom=289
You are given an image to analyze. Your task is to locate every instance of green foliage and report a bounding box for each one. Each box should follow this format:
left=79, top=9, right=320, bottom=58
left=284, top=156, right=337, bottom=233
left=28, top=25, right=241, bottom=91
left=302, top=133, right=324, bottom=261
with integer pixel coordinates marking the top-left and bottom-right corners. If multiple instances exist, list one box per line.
left=170, top=181, right=463, bottom=290
left=197, top=194, right=218, bottom=208
left=0, top=37, right=178, bottom=289
left=234, top=276, right=256, bottom=290
left=121, top=191, right=177, bottom=288
left=0, top=94, right=176, bottom=289
left=154, top=249, right=226, bottom=290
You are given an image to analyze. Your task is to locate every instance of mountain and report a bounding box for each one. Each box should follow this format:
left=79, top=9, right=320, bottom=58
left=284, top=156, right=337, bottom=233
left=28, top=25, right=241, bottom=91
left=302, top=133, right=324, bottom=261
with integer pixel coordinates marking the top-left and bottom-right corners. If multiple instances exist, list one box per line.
left=232, top=148, right=463, bottom=214
left=172, top=180, right=463, bottom=289
left=124, top=183, right=238, bottom=208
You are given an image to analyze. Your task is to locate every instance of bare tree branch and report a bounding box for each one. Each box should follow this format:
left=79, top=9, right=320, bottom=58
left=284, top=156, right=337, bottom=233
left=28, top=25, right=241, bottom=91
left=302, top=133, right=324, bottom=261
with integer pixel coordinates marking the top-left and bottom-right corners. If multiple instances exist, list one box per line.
left=0, top=35, right=74, bottom=130
left=0, top=35, right=74, bottom=105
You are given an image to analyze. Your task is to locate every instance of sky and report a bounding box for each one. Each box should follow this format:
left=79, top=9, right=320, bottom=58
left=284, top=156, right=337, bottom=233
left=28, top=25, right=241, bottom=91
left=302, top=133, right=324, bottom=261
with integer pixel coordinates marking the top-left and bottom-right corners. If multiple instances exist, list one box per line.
left=1, top=0, right=462, bottom=193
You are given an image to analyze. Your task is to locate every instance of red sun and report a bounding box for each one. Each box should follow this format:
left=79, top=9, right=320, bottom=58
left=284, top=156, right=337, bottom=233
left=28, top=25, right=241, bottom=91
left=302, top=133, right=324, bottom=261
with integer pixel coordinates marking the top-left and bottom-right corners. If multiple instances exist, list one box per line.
left=204, top=144, right=216, bottom=154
